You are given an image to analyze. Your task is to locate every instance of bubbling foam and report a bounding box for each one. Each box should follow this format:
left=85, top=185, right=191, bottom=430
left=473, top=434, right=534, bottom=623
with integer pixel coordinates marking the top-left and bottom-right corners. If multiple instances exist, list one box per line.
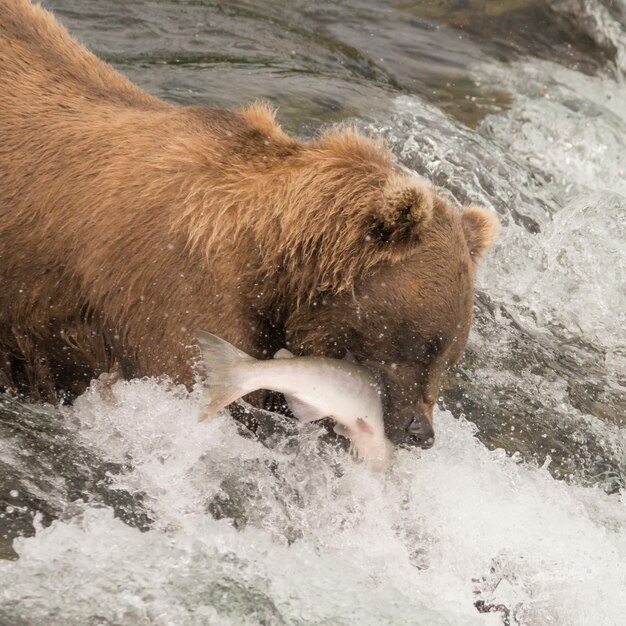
left=1, top=378, right=624, bottom=625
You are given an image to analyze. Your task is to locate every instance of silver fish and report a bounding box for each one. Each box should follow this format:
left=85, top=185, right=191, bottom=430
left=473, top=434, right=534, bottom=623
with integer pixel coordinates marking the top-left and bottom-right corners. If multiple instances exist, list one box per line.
left=196, top=331, right=393, bottom=470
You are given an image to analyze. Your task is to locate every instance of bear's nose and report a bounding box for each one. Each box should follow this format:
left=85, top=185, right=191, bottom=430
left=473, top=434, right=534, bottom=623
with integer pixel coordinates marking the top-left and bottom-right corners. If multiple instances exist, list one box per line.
left=405, top=418, right=435, bottom=449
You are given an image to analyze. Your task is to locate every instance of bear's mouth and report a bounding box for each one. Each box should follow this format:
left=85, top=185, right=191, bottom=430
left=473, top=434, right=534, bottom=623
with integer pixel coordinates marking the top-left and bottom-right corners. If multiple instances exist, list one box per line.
left=357, top=358, right=436, bottom=450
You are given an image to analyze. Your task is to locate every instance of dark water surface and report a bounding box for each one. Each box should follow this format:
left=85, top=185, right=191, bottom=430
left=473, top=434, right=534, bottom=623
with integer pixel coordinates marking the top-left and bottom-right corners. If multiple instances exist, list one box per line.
left=1, top=1, right=625, bottom=624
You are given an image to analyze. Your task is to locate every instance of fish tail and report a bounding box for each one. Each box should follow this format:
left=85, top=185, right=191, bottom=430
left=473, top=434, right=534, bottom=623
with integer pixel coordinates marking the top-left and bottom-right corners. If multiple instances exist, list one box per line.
left=196, top=330, right=256, bottom=421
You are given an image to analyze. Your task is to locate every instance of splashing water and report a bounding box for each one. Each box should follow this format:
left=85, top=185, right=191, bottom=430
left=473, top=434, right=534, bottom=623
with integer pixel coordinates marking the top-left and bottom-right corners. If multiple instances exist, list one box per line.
left=1, top=0, right=626, bottom=624
left=1, top=379, right=625, bottom=625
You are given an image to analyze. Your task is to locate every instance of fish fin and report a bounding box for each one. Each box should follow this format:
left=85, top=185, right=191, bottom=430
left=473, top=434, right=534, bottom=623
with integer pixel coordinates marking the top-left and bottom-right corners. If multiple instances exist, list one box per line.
left=355, top=417, right=375, bottom=436
left=343, top=350, right=358, bottom=364
left=196, top=330, right=252, bottom=364
left=196, top=330, right=255, bottom=420
left=274, top=348, right=295, bottom=359
left=285, top=394, right=329, bottom=423
left=349, top=442, right=363, bottom=461
left=333, top=423, right=350, bottom=437
left=198, top=388, right=247, bottom=422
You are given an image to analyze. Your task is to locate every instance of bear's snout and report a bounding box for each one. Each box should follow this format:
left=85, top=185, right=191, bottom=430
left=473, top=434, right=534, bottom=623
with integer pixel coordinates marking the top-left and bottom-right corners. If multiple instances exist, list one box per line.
left=361, top=360, right=435, bottom=449
left=405, top=417, right=435, bottom=449
left=384, top=407, right=436, bottom=449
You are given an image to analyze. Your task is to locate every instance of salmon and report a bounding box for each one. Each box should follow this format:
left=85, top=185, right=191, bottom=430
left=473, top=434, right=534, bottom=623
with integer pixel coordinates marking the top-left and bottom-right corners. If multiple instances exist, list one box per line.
left=196, top=331, right=393, bottom=469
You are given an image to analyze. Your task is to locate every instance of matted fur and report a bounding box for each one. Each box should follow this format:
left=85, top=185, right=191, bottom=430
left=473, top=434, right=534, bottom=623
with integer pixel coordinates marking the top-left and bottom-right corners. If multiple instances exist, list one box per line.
left=0, top=0, right=498, bottom=435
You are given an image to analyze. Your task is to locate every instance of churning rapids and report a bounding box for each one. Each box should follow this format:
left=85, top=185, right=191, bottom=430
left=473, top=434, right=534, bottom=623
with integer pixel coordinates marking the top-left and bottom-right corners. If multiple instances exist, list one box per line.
left=1, top=1, right=625, bottom=624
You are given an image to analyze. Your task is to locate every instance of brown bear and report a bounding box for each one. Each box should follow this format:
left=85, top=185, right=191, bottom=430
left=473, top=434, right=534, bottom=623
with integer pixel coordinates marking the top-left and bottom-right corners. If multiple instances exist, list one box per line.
left=0, top=0, right=499, bottom=448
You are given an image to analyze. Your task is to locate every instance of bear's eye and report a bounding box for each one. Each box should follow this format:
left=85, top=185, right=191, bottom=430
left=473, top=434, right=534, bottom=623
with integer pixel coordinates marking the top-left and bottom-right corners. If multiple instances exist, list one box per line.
left=423, top=338, right=442, bottom=361
left=396, top=334, right=442, bottom=365
left=395, top=334, right=434, bottom=365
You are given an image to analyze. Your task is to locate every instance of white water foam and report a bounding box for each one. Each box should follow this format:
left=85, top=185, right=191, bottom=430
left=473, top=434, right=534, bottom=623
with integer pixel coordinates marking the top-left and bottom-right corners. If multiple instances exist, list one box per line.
left=474, top=59, right=626, bottom=363
left=1, top=378, right=625, bottom=625
left=481, top=192, right=626, bottom=360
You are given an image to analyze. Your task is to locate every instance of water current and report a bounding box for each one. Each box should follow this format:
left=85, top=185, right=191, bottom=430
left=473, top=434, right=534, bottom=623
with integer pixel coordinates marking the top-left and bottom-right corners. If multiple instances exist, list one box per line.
left=1, top=1, right=625, bottom=624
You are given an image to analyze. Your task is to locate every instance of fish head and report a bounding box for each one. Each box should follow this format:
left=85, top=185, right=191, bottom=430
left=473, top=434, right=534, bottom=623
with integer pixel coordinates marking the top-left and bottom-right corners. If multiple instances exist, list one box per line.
left=347, top=417, right=394, bottom=471
left=285, top=196, right=498, bottom=450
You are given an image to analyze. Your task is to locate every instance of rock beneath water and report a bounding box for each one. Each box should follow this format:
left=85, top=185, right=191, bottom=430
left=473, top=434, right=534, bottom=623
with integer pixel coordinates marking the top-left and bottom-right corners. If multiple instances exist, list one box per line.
left=0, top=395, right=154, bottom=557
left=397, top=0, right=622, bottom=74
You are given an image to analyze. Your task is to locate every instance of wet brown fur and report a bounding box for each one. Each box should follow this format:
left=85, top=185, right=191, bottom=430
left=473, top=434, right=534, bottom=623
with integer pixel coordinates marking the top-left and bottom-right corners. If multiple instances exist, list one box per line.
left=0, top=1, right=498, bottom=441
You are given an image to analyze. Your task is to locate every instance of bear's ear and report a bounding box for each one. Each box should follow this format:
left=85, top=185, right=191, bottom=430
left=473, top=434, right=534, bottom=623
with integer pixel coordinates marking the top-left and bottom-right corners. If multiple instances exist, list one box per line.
left=461, top=204, right=501, bottom=262
left=368, top=178, right=434, bottom=247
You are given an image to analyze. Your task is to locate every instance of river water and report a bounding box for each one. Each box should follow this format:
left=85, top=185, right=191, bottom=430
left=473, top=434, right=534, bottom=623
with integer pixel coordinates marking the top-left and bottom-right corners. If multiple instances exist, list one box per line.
left=1, top=1, right=625, bottom=624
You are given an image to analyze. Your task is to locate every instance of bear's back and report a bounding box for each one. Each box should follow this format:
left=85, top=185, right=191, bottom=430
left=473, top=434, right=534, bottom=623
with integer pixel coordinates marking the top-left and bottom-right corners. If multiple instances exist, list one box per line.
left=0, top=0, right=164, bottom=109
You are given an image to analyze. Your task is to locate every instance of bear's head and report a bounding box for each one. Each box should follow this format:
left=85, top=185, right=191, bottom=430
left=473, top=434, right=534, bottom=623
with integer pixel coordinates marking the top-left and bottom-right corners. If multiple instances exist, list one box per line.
left=258, top=127, right=500, bottom=449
